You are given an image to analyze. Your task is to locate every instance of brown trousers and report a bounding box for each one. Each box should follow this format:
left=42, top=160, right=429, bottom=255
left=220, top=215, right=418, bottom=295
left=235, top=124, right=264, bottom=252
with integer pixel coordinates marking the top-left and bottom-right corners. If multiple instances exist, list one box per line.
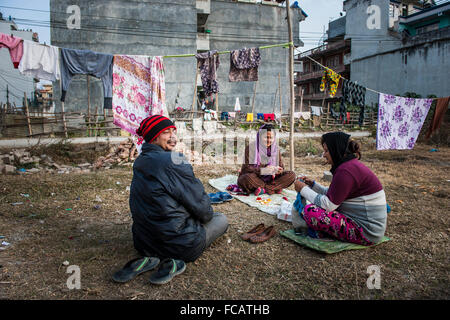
left=237, top=171, right=296, bottom=195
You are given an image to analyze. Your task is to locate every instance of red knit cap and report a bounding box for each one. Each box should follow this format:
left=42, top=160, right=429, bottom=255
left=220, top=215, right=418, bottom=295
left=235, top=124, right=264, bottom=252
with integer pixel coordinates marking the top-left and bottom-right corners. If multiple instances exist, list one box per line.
left=136, top=115, right=176, bottom=143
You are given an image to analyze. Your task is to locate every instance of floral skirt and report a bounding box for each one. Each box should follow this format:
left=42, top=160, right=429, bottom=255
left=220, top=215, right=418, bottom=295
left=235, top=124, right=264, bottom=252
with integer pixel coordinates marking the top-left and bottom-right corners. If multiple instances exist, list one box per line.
left=302, top=204, right=373, bottom=246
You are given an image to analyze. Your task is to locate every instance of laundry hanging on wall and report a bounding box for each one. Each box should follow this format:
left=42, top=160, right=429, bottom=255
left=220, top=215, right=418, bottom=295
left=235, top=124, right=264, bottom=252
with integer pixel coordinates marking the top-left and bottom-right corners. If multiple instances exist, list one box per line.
left=19, top=40, right=60, bottom=81
left=377, top=94, right=433, bottom=150
left=60, top=48, right=114, bottom=109
left=112, top=55, right=167, bottom=154
left=195, top=50, right=220, bottom=97
left=0, top=33, right=23, bottom=69
left=229, top=47, right=261, bottom=82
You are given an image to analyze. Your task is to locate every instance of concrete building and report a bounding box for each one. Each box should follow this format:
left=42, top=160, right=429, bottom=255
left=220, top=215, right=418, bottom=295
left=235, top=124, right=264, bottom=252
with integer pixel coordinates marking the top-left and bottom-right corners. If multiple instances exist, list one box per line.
left=50, top=0, right=307, bottom=114
left=294, top=16, right=351, bottom=110
left=343, top=0, right=450, bottom=105
left=0, top=13, right=38, bottom=109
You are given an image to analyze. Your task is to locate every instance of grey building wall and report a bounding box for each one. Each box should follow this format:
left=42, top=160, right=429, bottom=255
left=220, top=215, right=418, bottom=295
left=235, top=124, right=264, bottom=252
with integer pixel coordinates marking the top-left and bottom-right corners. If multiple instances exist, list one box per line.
left=50, top=0, right=301, bottom=113
left=208, top=0, right=300, bottom=113
left=344, top=0, right=450, bottom=105
left=50, top=0, right=197, bottom=113
left=0, top=20, right=35, bottom=108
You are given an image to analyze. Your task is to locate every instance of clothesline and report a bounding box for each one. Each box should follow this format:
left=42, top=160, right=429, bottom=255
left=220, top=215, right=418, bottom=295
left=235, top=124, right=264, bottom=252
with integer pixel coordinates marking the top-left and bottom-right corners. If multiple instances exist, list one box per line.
left=163, top=42, right=293, bottom=58
left=304, top=55, right=440, bottom=100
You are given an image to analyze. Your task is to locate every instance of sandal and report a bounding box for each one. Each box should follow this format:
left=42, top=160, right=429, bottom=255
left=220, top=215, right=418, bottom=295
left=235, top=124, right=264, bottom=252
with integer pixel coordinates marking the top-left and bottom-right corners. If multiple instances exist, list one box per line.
left=249, top=226, right=276, bottom=243
left=149, top=258, right=186, bottom=285
left=241, top=223, right=265, bottom=241
left=112, top=256, right=160, bottom=283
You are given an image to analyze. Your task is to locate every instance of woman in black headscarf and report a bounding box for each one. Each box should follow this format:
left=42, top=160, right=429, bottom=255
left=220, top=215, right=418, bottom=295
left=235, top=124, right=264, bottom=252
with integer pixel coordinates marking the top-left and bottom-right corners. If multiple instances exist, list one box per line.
left=293, top=132, right=387, bottom=245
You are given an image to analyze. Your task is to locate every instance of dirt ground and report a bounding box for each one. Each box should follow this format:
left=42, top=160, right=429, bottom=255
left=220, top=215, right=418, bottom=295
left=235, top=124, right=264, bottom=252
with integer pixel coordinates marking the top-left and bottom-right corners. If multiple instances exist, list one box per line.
left=0, top=138, right=449, bottom=300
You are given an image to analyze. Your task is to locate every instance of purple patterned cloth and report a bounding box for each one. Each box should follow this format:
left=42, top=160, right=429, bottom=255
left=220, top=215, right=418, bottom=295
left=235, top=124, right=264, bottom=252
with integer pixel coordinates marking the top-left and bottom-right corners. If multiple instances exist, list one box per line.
left=229, top=47, right=261, bottom=82
left=377, top=94, right=433, bottom=150
left=195, top=50, right=220, bottom=97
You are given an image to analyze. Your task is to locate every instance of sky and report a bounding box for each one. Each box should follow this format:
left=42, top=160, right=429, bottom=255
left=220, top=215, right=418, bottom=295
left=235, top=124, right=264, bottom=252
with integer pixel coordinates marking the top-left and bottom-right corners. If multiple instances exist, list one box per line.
left=0, top=0, right=343, bottom=52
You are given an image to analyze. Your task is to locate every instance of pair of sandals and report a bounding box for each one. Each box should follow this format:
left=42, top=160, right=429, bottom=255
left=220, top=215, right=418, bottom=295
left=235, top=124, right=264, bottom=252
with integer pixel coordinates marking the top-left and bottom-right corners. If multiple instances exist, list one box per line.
left=112, top=257, right=186, bottom=285
left=241, top=223, right=276, bottom=243
left=209, top=192, right=233, bottom=204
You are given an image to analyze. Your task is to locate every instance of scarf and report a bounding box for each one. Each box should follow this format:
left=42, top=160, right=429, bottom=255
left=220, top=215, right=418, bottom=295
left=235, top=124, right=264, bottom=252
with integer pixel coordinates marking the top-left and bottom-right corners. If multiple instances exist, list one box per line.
left=252, top=125, right=279, bottom=167
left=321, top=132, right=355, bottom=174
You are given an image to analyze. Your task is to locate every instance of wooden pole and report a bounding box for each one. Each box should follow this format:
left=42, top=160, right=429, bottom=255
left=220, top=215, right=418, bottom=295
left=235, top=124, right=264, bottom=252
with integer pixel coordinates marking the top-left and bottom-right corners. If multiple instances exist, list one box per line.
left=278, top=73, right=283, bottom=130
left=192, top=61, right=200, bottom=119
left=24, top=92, right=32, bottom=136
left=87, top=75, right=91, bottom=136
left=286, top=0, right=295, bottom=171
left=215, top=92, right=219, bottom=116
left=103, top=108, right=107, bottom=136
left=251, top=81, right=257, bottom=115
left=94, top=104, right=99, bottom=137
left=59, top=79, right=68, bottom=138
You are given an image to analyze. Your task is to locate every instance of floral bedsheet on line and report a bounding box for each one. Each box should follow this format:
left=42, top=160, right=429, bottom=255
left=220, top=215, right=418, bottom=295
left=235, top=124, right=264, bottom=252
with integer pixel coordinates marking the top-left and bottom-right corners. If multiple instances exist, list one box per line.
left=377, top=94, right=433, bottom=150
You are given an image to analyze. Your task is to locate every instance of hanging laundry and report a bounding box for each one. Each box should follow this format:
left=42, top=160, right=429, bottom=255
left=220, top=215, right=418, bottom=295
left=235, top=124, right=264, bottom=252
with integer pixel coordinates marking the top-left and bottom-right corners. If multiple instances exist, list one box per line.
left=319, top=68, right=341, bottom=97
left=60, top=48, right=114, bottom=109
left=229, top=112, right=236, bottom=118
left=425, top=97, right=450, bottom=139
left=221, top=111, right=229, bottom=121
left=210, top=110, right=218, bottom=120
left=263, top=113, right=275, bottom=121
left=112, top=55, right=167, bottom=137
left=18, top=40, right=60, bottom=81
left=257, top=113, right=264, bottom=120
left=195, top=50, right=220, bottom=97
left=246, top=113, right=254, bottom=122
left=229, top=47, right=261, bottom=82
left=204, top=110, right=212, bottom=121
left=310, top=106, right=323, bottom=117
left=234, top=97, right=241, bottom=112
left=377, top=94, right=433, bottom=150
left=300, top=112, right=311, bottom=120
left=335, top=79, right=367, bottom=122
left=0, top=33, right=23, bottom=68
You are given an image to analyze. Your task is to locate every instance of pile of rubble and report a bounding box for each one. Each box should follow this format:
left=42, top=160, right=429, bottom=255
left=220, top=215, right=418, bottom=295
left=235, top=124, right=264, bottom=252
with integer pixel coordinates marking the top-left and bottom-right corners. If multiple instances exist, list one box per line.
left=94, top=138, right=138, bottom=169
left=0, top=138, right=232, bottom=175
left=0, top=149, right=96, bottom=175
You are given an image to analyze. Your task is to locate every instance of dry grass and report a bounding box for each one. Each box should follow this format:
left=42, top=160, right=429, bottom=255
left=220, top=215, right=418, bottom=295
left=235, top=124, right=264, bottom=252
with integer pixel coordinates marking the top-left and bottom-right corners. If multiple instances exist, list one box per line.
left=0, top=139, right=449, bottom=300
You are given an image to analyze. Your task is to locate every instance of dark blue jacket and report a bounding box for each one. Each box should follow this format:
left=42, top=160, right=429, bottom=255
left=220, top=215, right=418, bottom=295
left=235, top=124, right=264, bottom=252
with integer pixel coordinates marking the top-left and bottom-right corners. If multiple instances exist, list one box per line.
left=129, top=143, right=213, bottom=262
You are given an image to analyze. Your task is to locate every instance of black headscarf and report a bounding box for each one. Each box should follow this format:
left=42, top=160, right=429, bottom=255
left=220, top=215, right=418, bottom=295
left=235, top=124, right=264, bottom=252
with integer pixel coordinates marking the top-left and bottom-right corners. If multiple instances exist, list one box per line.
left=321, top=132, right=356, bottom=174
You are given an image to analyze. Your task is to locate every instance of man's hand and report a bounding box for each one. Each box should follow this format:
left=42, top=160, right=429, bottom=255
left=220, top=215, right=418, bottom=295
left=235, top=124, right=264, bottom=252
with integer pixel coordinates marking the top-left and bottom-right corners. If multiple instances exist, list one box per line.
left=294, top=179, right=307, bottom=193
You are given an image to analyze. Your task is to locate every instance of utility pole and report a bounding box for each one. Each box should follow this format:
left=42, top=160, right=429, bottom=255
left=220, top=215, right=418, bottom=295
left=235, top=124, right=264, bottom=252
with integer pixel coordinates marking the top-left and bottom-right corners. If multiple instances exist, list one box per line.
left=6, top=85, right=9, bottom=107
left=286, top=0, right=295, bottom=171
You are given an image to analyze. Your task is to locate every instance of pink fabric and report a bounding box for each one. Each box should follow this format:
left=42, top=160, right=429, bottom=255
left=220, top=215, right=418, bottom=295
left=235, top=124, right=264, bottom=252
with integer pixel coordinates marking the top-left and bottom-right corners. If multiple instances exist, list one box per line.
left=263, top=113, right=275, bottom=121
left=303, top=204, right=373, bottom=246
left=0, top=33, right=23, bottom=68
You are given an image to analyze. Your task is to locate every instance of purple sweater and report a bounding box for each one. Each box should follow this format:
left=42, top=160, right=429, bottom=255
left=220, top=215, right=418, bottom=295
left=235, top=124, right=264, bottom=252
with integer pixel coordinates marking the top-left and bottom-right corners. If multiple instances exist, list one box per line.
left=327, top=159, right=383, bottom=205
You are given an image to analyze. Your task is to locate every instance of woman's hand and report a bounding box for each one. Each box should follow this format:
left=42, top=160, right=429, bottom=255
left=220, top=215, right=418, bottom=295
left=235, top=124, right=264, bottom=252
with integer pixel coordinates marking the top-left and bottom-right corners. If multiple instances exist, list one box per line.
left=294, top=179, right=307, bottom=193
left=300, top=176, right=315, bottom=187
left=276, top=166, right=283, bottom=175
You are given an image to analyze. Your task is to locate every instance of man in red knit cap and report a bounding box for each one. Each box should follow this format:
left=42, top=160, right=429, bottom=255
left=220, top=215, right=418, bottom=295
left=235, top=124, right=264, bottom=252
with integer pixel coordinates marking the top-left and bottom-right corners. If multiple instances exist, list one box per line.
left=113, top=115, right=228, bottom=285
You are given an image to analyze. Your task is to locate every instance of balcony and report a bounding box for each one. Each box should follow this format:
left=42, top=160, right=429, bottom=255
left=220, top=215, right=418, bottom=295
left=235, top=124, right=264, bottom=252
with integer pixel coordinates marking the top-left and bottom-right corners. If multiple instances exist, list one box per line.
left=299, top=40, right=348, bottom=59
left=295, top=64, right=346, bottom=83
left=197, top=33, right=210, bottom=51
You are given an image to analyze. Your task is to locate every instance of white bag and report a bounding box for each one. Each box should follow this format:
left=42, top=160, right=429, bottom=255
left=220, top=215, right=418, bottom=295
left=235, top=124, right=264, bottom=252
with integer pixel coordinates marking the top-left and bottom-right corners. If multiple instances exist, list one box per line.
left=277, top=199, right=293, bottom=222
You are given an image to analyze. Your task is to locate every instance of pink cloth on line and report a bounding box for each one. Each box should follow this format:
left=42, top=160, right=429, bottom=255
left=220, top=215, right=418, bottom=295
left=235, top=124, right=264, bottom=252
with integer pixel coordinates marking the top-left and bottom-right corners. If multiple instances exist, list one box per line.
left=264, top=113, right=275, bottom=121
left=0, top=33, right=23, bottom=68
